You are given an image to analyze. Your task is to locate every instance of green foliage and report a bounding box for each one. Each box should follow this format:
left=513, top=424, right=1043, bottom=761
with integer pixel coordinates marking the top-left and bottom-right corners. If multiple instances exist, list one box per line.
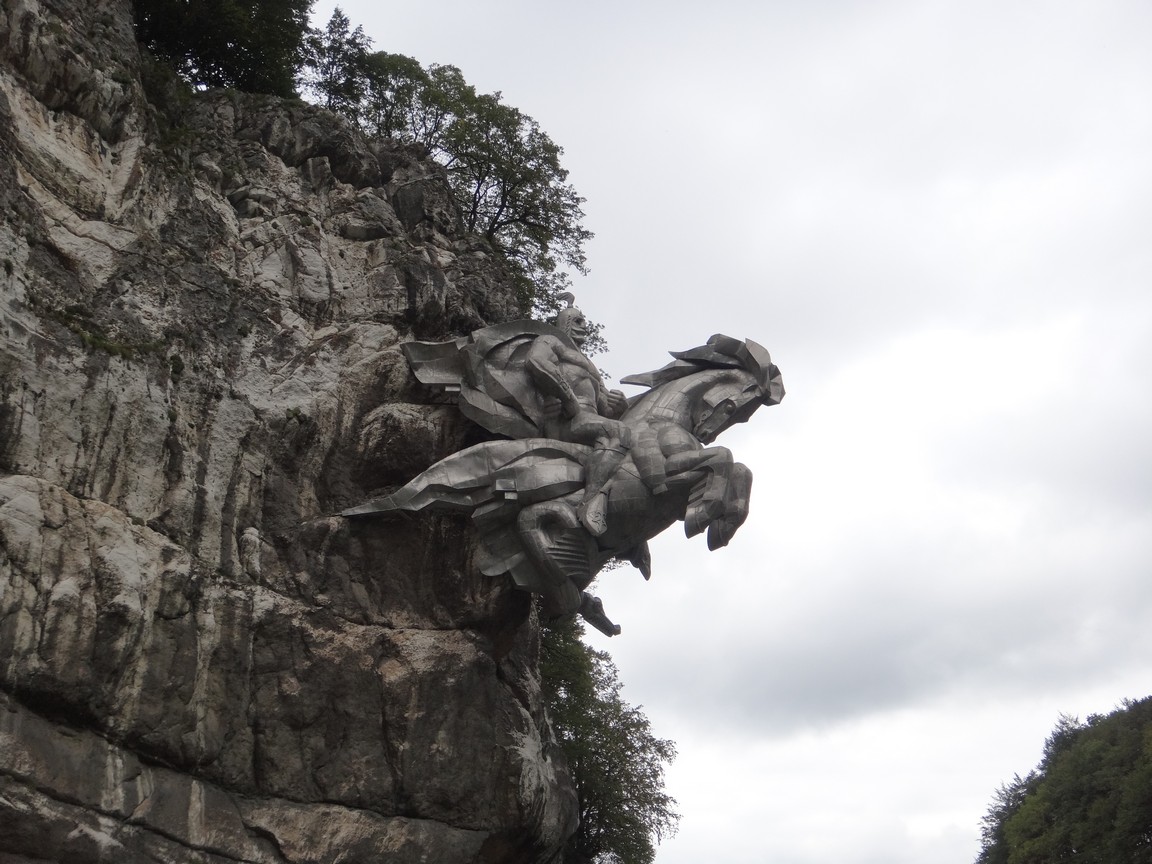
left=131, top=2, right=597, bottom=334
left=541, top=617, right=679, bottom=864
left=300, top=7, right=372, bottom=116
left=359, top=54, right=471, bottom=153
left=441, top=92, right=592, bottom=312
left=976, top=697, right=1152, bottom=864
left=298, top=17, right=593, bottom=320
left=978, top=773, right=1036, bottom=864
left=132, top=0, right=313, bottom=97
left=356, top=52, right=426, bottom=140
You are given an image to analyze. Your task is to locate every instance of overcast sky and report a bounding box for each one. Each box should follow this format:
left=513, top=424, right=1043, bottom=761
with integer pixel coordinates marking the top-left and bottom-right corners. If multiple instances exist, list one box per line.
left=312, top=1, right=1152, bottom=861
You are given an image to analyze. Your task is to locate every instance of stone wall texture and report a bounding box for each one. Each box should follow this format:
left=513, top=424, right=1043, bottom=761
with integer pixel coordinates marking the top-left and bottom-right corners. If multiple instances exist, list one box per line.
left=0, top=1, right=578, bottom=860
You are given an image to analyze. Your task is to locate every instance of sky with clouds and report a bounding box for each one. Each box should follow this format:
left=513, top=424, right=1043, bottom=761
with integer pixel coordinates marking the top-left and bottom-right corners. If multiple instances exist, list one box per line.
left=313, top=1, right=1152, bottom=860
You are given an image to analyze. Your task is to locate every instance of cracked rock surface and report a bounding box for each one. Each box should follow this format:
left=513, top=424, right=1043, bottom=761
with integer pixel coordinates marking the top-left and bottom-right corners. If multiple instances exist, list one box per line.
left=0, top=0, right=577, bottom=860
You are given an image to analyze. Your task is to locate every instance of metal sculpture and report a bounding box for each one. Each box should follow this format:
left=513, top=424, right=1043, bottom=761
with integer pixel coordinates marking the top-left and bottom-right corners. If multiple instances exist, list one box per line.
left=344, top=298, right=783, bottom=635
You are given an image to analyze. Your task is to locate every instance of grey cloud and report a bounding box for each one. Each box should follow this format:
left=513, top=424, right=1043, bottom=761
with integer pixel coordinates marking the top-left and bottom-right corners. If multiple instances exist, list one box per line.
left=598, top=496, right=1152, bottom=737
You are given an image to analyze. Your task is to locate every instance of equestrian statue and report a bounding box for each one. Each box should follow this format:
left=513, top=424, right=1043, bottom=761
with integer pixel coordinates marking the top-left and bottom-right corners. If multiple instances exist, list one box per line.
left=342, top=295, right=784, bottom=635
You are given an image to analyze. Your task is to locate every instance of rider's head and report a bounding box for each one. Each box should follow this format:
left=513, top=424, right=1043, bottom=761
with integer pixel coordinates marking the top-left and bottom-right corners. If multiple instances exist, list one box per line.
left=554, top=293, right=589, bottom=346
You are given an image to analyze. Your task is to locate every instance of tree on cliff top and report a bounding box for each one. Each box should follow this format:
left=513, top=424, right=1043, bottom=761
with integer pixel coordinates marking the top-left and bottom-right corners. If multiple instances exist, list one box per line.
left=133, top=3, right=594, bottom=326
left=132, top=0, right=313, bottom=97
left=541, top=617, right=680, bottom=864
left=976, top=696, right=1152, bottom=864
left=441, top=90, right=592, bottom=317
left=302, top=10, right=593, bottom=321
left=299, top=6, right=371, bottom=117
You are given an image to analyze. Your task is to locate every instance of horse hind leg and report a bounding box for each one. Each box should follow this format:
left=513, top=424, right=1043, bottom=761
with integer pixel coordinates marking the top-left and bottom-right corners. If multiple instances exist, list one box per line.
left=517, top=500, right=593, bottom=615
left=516, top=501, right=623, bottom=636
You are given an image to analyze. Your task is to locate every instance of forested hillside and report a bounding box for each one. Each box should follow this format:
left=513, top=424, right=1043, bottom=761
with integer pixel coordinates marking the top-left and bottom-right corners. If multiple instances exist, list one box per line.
left=977, top=696, right=1152, bottom=864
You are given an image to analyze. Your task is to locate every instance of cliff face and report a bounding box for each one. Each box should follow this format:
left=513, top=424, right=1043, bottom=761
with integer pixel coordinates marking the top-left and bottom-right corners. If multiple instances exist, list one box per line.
left=0, top=1, right=577, bottom=861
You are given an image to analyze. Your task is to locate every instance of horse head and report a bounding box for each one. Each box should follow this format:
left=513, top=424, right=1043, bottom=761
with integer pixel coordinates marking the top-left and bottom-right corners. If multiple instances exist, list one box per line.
left=621, top=334, right=785, bottom=443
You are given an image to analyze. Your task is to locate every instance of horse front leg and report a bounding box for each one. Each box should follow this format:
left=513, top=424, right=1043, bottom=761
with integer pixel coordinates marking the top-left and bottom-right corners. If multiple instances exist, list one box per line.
left=663, top=446, right=735, bottom=539
left=706, top=461, right=752, bottom=550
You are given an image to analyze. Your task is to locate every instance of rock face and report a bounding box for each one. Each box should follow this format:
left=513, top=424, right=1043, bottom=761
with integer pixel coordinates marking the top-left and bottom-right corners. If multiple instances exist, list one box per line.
left=0, top=1, right=577, bottom=861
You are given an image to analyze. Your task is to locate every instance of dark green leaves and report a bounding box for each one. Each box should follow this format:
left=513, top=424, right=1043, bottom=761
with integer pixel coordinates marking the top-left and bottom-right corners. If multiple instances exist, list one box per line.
left=358, top=52, right=430, bottom=142
left=301, top=7, right=372, bottom=115
left=976, top=696, right=1152, bottom=864
left=541, top=617, right=680, bottom=864
left=133, top=0, right=312, bottom=97
left=133, top=2, right=597, bottom=331
left=298, top=20, right=594, bottom=320
left=437, top=91, right=592, bottom=317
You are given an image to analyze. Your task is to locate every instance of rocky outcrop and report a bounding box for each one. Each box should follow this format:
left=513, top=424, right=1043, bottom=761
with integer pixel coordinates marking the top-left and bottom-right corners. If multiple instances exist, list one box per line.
left=0, top=0, right=577, bottom=860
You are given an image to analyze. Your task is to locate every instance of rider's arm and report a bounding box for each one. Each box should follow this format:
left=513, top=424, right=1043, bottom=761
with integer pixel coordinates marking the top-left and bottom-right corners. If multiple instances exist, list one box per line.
left=525, top=338, right=581, bottom=417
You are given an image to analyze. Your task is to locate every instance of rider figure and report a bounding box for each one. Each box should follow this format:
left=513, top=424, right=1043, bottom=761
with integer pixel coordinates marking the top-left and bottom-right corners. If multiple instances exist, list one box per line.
left=525, top=295, right=631, bottom=536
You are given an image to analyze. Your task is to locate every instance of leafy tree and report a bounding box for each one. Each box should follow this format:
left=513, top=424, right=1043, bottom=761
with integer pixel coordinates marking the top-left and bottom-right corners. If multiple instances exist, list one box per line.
left=301, top=7, right=373, bottom=117
left=306, top=42, right=593, bottom=320
left=409, top=63, right=475, bottom=153
left=357, top=52, right=429, bottom=141
left=978, top=773, right=1037, bottom=864
left=441, top=92, right=592, bottom=314
left=359, top=56, right=475, bottom=157
left=541, top=616, right=679, bottom=864
left=133, top=4, right=594, bottom=325
left=133, top=0, right=313, bottom=97
left=976, top=697, right=1152, bottom=864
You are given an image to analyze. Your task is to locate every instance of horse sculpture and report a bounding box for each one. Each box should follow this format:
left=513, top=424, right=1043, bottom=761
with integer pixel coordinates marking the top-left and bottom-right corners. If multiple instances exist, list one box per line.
left=342, top=322, right=784, bottom=635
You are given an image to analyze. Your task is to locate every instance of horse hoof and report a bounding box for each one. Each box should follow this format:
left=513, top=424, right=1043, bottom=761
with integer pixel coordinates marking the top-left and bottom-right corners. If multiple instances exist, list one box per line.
left=706, top=519, right=739, bottom=550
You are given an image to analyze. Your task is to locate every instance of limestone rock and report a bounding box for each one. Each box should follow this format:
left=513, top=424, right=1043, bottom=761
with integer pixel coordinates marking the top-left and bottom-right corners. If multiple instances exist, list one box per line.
left=0, top=0, right=577, bottom=860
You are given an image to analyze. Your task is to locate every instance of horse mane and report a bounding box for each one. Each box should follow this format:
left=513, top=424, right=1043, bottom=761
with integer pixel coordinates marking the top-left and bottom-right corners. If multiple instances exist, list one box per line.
left=620, top=334, right=784, bottom=405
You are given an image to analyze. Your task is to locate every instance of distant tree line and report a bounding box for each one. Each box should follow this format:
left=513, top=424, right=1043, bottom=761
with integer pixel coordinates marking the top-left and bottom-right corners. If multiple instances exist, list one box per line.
left=977, top=695, right=1152, bottom=864
left=131, top=1, right=592, bottom=322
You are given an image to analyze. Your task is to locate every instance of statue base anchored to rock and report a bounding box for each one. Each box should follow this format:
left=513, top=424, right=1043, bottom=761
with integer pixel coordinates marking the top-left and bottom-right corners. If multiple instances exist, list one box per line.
left=343, top=297, right=784, bottom=635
